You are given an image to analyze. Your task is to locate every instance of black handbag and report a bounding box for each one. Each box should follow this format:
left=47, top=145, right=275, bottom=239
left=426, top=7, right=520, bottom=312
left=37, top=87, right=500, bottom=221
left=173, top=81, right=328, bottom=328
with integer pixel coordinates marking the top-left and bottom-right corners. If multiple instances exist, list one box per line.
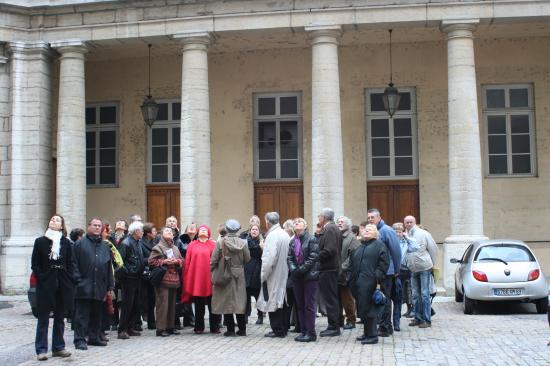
left=149, top=265, right=167, bottom=287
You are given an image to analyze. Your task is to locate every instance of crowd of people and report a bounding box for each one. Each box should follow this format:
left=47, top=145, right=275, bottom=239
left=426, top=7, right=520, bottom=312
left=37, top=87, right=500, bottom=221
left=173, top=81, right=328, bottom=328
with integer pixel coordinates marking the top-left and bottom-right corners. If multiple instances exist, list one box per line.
left=30, top=207, right=438, bottom=361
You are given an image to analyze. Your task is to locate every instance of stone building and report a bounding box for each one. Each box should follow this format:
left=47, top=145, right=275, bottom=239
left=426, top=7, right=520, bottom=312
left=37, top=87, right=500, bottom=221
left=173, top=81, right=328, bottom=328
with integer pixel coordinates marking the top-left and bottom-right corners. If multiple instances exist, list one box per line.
left=0, top=0, right=549, bottom=293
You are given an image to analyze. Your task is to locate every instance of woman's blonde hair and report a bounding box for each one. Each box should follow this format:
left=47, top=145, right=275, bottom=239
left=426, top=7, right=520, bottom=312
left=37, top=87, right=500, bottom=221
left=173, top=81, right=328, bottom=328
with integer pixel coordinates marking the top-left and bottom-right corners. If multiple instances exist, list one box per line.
left=364, top=224, right=379, bottom=239
left=392, top=222, right=404, bottom=231
left=293, top=217, right=307, bottom=229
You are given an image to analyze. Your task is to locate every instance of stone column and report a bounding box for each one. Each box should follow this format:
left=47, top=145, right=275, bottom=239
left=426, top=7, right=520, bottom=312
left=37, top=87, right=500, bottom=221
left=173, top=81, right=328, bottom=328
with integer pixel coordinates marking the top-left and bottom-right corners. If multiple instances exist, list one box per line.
left=2, top=41, right=53, bottom=293
left=306, top=25, right=345, bottom=222
left=441, top=20, right=487, bottom=293
left=173, top=32, right=211, bottom=226
left=0, top=44, right=10, bottom=280
left=51, top=41, right=88, bottom=232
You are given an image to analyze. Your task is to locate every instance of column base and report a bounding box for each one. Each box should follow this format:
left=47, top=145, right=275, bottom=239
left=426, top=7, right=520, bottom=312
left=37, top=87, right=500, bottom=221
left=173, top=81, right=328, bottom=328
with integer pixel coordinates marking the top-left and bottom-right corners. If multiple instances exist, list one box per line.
left=442, top=234, right=488, bottom=296
left=0, top=235, right=35, bottom=294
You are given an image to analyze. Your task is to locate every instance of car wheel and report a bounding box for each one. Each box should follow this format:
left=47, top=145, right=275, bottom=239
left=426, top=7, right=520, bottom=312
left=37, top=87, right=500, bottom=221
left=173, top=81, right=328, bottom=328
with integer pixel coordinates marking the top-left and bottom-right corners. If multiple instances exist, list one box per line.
left=454, top=283, right=463, bottom=303
left=535, top=297, right=548, bottom=314
left=31, top=307, right=38, bottom=318
left=463, top=292, right=475, bottom=315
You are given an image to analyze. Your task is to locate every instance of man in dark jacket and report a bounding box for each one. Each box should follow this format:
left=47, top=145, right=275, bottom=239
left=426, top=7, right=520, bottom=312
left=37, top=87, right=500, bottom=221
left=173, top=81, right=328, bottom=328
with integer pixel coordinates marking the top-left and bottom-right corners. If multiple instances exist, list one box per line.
left=72, top=218, right=114, bottom=350
left=367, top=208, right=401, bottom=337
left=117, top=221, right=145, bottom=339
left=139, top=222, right=157, bottom=330
left=316, top=208, right=342, bottom=337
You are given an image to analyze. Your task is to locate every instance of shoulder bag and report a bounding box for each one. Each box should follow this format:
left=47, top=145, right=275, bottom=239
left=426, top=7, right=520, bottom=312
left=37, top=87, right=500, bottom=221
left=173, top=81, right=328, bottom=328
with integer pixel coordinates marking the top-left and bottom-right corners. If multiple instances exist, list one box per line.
left=211, top=239, right=232, bottom=286
left=149, top=249, right=167, bottom=287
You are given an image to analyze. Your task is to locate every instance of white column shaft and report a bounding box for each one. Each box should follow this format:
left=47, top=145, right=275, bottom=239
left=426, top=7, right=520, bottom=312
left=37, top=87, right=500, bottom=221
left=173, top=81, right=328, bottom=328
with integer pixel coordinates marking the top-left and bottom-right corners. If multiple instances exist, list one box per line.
left=2, top=42, right=52, bottom=293
left=54, top=43, right=87, bottom=231
left=178, top=34, right=211, bottom=226
left=309, top=27, right=344, bottom=222
left=441, top=22, right=487, bottom=293
left=446, top=25, right=484, bottom=236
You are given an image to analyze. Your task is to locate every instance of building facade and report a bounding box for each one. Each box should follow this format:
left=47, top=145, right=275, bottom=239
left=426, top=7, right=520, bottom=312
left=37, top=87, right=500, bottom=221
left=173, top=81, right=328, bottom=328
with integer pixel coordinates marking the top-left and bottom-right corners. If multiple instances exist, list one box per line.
left=0, top=0, right=550, bottom=293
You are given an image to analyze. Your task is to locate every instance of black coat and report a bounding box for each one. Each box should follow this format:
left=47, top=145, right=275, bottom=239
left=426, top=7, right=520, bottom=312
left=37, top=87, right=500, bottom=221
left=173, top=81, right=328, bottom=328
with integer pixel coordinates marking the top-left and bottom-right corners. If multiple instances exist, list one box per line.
left=140, top=237, right=155, bottom=268
left=31, top=235, right=74, bottom=313
left=317, top=222, right=342, bottom=272
left=348, top=239, right=389, bottom=319
left=244, top=236, right=262, bottom=289
left=72, top=234, right=114, bottom=301
left=118, top=235, right=145, bottom=279
left=287, top=231, right=320, bottom=282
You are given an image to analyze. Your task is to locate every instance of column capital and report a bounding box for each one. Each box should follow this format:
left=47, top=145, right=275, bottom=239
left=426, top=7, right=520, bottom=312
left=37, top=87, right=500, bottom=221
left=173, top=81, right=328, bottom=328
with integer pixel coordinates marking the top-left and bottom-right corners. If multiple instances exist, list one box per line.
left=440, top=19, right=479, bottom=39
left=305, top=25, right=342, bottom=46
left=50, top=40, right=88, bottom=59
left=7, top=40, right=51, bottom=55
left=172, top=31, right=211, bottom=52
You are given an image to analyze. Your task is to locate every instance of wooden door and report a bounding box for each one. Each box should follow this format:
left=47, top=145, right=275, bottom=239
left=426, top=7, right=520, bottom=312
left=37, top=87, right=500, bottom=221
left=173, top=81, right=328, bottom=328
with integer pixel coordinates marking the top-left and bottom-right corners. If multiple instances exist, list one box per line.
left=254, top=181, right=303, bottom=232
left=146, top=185, right=179, bottom=229
left=367, top=180, right=419, bottom=226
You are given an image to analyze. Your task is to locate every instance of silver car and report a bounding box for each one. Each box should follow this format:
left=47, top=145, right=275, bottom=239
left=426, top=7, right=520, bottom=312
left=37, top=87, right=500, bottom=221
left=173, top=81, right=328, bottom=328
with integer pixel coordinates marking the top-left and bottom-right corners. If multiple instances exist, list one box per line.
left=451, top=239, right=549, bottom=314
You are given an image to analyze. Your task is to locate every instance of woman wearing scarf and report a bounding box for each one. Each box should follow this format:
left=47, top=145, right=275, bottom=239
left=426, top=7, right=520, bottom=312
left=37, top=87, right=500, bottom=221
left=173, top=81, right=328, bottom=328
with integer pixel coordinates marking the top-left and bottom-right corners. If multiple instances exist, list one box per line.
left=31, top=215, right=73, bottom=361
left=181, top=224, right=221, bottom=334
left=244, top=223, right=264, bottom=324
left=148, top=227, right=184, bottom=337
left=348, top=224, right=389, bottom=345
left=211, top=219, right=251, bottom=336
left=287, top=218, right=320, bottom=342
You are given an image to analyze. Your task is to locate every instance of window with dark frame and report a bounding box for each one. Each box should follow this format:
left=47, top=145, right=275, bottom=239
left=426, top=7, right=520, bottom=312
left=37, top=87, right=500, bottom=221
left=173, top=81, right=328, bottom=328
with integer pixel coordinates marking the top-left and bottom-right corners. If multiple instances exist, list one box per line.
left=366, top=89, right=417, bottom=179
left=86, top=103, right=119, bottom=186
left=254, top=93, right=302, bottom=181
left=148, top=101, right=181, bottom=184
left=483, top=84, right=536, bottom=176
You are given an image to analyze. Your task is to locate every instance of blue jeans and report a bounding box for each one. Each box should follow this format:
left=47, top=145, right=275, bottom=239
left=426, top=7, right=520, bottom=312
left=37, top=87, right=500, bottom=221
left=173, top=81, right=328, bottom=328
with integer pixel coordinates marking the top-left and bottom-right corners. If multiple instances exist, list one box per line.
left=411, top=270, right=432, bottom=324
left=35, top=309, right=66, bottom=355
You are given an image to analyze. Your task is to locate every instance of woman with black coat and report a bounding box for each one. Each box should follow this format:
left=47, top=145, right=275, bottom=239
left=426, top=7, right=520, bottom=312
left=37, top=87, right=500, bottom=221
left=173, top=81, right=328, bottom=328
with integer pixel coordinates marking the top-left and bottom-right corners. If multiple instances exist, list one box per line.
left=31, top=215, right=73, bottom=361
left=244, top=224, right=264, bottom=324
left=287, top=218, right=320, bottom=342
left=348, top=224, right=389, bottom=345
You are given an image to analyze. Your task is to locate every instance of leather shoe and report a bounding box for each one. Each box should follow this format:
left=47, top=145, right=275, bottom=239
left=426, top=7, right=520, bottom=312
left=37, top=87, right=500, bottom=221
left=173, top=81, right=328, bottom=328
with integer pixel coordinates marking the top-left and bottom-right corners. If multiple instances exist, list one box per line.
left=264, top=331, right=286, bottom=338
left=319, top=329, right=341, bottom=337
left=356, top=334, right=368, bottom=341
left=134, top=325, right=143, bottom=332
left=37, top=353, right=48, bottom=361
left=223, top=331, right=236, bottom=337
left=74, top=343, right=88, bottom=350
left=117, top=332, right=130, bottom=340
left=210, top=328, right=221, bottom=334
left=128, top=330, right=141, bottom=336
left=88, top=340, right=107, bottom=346
left=255, top=316, right=264, bottom=325
left=168, top=329, right=180, bottom=335
left=361, top=336, right=379, bottom=345
left=394, top=325, right=400, bottom=332
left=99, top=332, right=109, bottom=342
left=343, top=323, right=355, bottom=330
left=156, top=330, right=170, bottom=337
left=295, top=334, right=316, bottom=342
left=236, top=329, right=246, bottom=336
left=409, top=320, right=422, bottom=326
left=377, top=330, right=391, bottom=337
left=52, top=349, right=71, bottom=358
left=418, top=322, right=431, bottom=328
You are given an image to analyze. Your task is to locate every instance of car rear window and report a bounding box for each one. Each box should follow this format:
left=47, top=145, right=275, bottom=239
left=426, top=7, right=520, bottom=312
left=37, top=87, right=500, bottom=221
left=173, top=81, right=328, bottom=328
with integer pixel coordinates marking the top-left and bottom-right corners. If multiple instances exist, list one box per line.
left=474, top=244, right=535, bottom=262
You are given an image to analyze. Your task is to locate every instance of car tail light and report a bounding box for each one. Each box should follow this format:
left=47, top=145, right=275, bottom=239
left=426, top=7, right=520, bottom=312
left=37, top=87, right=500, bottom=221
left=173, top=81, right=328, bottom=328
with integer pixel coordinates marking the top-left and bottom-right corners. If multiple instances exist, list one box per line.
left=528, top=269, right=540, bottom=281
left=29, top=272, right=37, bottom=287
left=472, top=270, right=488, bottom=282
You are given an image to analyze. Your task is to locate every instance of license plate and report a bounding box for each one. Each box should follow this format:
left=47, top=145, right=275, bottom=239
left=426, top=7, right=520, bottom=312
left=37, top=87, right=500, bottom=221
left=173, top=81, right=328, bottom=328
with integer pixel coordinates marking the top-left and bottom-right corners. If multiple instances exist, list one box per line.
left=493, top=288, right=524, bottom=296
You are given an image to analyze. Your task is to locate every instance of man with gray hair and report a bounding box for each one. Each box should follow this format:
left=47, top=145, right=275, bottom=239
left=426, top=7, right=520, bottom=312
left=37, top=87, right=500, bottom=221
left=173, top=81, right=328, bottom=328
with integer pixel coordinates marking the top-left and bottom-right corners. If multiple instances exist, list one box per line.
left=117, top=221, right=144, bottom=339
left=336, top=216, right=360, bottom=330
left=257, top=212, right=291, bottom=338
left=316, top=208, right=342, bottom=337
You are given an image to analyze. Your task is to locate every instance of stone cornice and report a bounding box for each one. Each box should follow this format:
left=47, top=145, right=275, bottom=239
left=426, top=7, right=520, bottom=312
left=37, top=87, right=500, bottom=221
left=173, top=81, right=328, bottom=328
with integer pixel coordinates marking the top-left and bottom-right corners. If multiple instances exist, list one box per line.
left=0, top=0, right=549, bottom=42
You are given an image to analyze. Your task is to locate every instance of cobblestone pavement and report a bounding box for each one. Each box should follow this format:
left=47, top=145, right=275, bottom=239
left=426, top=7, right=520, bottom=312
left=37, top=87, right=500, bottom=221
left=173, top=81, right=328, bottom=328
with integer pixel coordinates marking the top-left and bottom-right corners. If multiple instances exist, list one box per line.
left=1, top=297, right=548, bottom=366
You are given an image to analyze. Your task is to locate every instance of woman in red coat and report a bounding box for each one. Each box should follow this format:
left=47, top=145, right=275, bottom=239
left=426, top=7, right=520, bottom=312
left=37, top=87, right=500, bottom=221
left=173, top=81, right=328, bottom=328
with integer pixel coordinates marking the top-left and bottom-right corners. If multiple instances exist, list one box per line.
left=182, top=224, right=221, bottom=333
